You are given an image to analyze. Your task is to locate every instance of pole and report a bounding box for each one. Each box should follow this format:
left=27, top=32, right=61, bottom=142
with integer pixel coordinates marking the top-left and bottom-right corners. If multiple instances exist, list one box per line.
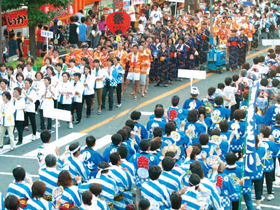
left=175, top=2, right=177, bottom=18
left=46, top=38, right=49, bottom=56
left=0, top=0, right=3, bottom=62
left=56, top=118, right=58, bottom=141
left=209, top=0, right=213, bottom=39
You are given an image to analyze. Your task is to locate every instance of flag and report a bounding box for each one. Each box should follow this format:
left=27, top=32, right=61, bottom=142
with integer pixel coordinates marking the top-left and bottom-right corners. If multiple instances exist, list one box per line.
left=243, top=81, right=258, bottom=178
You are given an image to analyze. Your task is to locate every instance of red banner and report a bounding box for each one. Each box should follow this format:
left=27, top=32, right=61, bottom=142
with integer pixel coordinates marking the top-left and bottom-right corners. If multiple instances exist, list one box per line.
left=114, top=0, right=123, bottom=9
left=4, top=9, right=28, bottom=29
left=40, top=4, right=74, bottom=20
left=106, top=12, right=131, bottom=34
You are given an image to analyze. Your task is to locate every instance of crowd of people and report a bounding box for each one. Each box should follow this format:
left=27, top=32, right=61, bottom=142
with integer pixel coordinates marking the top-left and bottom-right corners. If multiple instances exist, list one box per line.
left=1, top=0, right=280, bottom=209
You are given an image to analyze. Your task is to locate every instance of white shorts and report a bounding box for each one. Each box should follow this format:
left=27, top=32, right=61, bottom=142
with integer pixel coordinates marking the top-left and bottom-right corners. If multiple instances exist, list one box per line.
left=127, top=72, right=140, bottom=81
left=248, top=37, right=253, bottom=41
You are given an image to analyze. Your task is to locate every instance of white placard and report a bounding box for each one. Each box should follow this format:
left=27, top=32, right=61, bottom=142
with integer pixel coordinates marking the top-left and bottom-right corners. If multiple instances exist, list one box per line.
left=131, top=0, right=145, bottom=5
left=262, top=39, right=280, bottom=46
left=43, top=108, right=71, bottom=122
left=41, top=30, right=53, bottom=38
left=178, top=69, right=206, bottom=79
left=169, top=0, right=184, bottom=2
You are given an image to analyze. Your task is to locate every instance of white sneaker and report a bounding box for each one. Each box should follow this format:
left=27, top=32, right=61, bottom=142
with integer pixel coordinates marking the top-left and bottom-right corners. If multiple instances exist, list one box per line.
left=256, top=206, right=262, bottom=210
left=31, top=134, right=36, bottom=141
left=52, top=122, right=60, bottom=128
left=116, top=103, right=122, bottom=108
left=261, top=196, right=265, bottom=201
left=69, top=123, right=73, bottom=129
left=267, top=194, right=274, bottom=201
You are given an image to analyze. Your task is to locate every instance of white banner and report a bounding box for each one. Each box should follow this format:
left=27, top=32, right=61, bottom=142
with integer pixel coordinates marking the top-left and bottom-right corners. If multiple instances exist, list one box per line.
left=131, top=0, right=145, bottom=5
left=169, top=0, right=184, bottom=3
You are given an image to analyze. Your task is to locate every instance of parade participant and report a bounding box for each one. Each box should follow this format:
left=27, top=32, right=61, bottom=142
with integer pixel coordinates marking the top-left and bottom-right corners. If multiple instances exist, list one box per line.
left=86, top=48, right=95, bottom=68
left=141, top=165, right=171, bottom=209
left=32, top=72, right=44, bottom=112
left=114, top=57, right=125, bottom=108
left=200, top=21, right=210, bottom=64
left=136, top=46, right=149, bottom=97
left=7, top=167, right=31, bottom=208
left=92, top=59, right=105, bottom=115
left=67, top=59, right=81, bottom=80
left=55, top=63, right=63, bottom=85
left=40, top=57, right=53, bottom=76
left=79, top=135, right=104, bottom=179
left=185, top=33, right=195, bottom=70
left=155, top=41, right=170, bottom=87
left=176, top=38, right=187, bottom=80
left=7, top=66, right=15, bottom=89
left=23, top=78, right=37, bottom=141
left=13, top=87, right=25, bottom=145
left=38, top=154, right=60, bottom=199
left=56, top=72, right=74, bottom=128
left=147, top=108, right=168, bottom=138
left=24, top=63, right=36, bottom=80
left=42, top=45, right=54, bottom=66
left=80, top=188, right=109, bottom=210
left=99, top=46, right=109, bottom=68
left=71, top=73, right=84, bottom=124
left=227, top=30, right=240, bottom=71
left=122, top=45, right=141, bottom=100
left=39, top=76, right=55, bottom=132
left=25, top=181, right=53, bottom=209
left=238, top=28, right=249, bottom=68
left=56, top=170, right=82, bottom=209
left=183, top=87, right=204, bottom=110
left=52, top=49, right=60, bottom=65
left=65, top=45, right=82, bottom=66
left=82, top=65, right=95, bottom=118
left=166, top=38, right=176, bottom=83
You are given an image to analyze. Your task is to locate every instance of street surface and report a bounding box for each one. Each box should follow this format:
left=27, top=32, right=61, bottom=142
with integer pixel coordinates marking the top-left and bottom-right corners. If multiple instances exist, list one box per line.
left=1, top=45, right=279, bottom=209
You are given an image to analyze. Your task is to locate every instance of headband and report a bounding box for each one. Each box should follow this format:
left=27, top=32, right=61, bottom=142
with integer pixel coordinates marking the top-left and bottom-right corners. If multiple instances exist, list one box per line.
left=69, top=145, right=80, bottom=154
left=96, top=166, right=111, bottom=178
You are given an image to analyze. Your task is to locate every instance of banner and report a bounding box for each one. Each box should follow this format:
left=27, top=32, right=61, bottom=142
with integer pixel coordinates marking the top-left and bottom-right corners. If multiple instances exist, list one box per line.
left=243, top=81, right=258, bottom=178
left=4, top=9, right=28, bottom=29
left=40, top=4, right=74, bottom=20
left=131, top=0, right=145, bottom=5
left=114, top=0, right=123, bottom=10
left=106, top=11, right=131, bottom=34
left=169, top=0, right=184, bottom=2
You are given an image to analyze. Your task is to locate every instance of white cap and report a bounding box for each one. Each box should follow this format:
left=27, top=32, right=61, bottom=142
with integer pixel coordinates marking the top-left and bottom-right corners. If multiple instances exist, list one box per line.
left=191, top=86, right=199, bottom=95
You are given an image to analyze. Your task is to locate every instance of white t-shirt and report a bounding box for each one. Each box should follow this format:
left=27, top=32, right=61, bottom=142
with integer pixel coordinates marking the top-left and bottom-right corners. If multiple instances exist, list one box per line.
left=150, top=10, right=162, bottom=24
left=223, top=86, right=237, bottom=106
left=129, top=6, right=136, bottom=22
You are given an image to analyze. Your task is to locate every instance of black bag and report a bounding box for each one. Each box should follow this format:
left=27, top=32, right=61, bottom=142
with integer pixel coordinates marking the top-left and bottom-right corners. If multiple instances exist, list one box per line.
left=269, top=21, right=276, bottom=31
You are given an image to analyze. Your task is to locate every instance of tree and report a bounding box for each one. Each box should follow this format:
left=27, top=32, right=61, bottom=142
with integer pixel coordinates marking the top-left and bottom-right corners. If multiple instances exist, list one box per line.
left=2, top=0, right=72, bottom=59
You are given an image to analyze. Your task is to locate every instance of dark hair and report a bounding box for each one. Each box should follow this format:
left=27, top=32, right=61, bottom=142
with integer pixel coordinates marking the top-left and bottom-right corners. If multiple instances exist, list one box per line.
left=125, top=120, right=135, bottom=130
left=148, top=165, right=161, bottom=180
left=208, top=87, right=216, bottom=96
left=97, top=162, right=110, bottom=174
left=13, top=87, right=22, bottom=95
left=13, top=167, right=25, bottom=182
left=171, top=95, right=180, bottom=106
left=153, top=127, right=163, bottom=137
left=5, top=195, right=19, bottom=210
left=35, top=71, right=44, bottom=80
left=233, top=110, right=243, bottom=121
left=111, top=134, right=122, bottom=146
left=82, top=191, right=92, bottom=205
left=86, top=135, right=96, bottom=147
left=117, top=145, right=128, bottom=159
left=225, top=77, right=232, bottom=86
left=219, top=120, right=229, bottom=132
left=44, top=76, right=51, bottom=84
left=162, top=157, right=174, bottom=171
left=260, top=125, right=270, bottom=138
left=225, top=152, right=237, bottom=165
left=62, top=72, right=70, bottom=79
left=45, top=154, right=56, bottom=167
left=139, top=199, right=150, bottom=210
left=214, top=96, right=223, bottom=106
left=117, top=129, right=129, bottom=142
left=140, top=139, right=151, bottom=151
left=110, top=152, right=121, bottom=165
left=191, top=146, right=200, bottom=160
left=217, top=83, right=225, bottom=90
left=165, top=122, right=176, bottom=135
left=155, top=108, right=164, bottom=118
left=199, top=133, right=209, bottom=145
left=25, top=78, right=33, bottom=85
left=1, top=78, right=8, bottom=85
left=32, top=181, right=46, bottom=199
left=3, top=91, right=11, bottom=101
left=210, top=128, right=220, bottom=137
left=187, top=110, right=198, bottom=123
left=57, top=170, right=73, bottom=188
left=41, top=130, right=51, bottom=143
left=16, top=72, right=24, bottom=81
left=272, top=79, right=280, bottom=88
left=232, top=74, right=239, bottom=82
left=131, top=111, right=141, bottom=120
left=170, top=192, right=182, bottom=209
left=189, top=173, right=200, bottom=187
left=191, top=166, right=204, bottom=179
left=253, top=57, right=259, bottom=64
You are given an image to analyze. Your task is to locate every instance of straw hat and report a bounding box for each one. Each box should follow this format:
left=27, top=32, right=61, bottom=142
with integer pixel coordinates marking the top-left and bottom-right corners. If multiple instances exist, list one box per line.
left=162, top=144, right=181, bottom=159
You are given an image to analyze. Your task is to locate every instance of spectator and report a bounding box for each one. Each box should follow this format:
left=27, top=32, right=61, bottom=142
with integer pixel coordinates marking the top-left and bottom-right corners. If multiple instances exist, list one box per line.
left=98, top=15, right=106, bottom=36
left=7, top=32, right=19, bottom=62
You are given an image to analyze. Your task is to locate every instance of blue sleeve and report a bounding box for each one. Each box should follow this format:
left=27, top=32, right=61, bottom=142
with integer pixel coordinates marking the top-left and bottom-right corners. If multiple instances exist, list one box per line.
left=103, top=148, right=110, bottom=162
left=272, top=142, right=279, bottom=156
left=264, top=108, right=273, bottom=125
left=225, top=108, right=231, bottom=118
left=140, top=124, right=149, bottom=139
left=95, top=152, right=105, bottom=165
left=182, top=100, right=188, bottom=110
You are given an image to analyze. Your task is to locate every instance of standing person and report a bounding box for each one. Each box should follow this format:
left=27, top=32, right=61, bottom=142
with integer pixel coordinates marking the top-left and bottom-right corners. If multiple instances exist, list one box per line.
left=129, top=3, right=136, bottom=32
left=65, top=16, right=79, bottom=48
left=200, top=21, right=210, bottom=64
left=185, top=33, right=195, bottom=70
left=57, top=72, right=74, bottom=129
left=114, top=57, right=125, bottom=108
left=139, top=46, right=150, bottom=97
left=144, top=4, right=151, bottom=22
left=0, top=92, right=15, bottom=151
left=16, top=32, right=24, bottom=58
left=82, top=65, right=95, bottom=118
left=4, top=28, right=14, bottom=49
left=167, top=38, right=176, bottom=83
left=162, top=2, right=171, bottom=24
left=227, top=30, right=240, bottom=71
left=86, top=18, right=93, bottom=47
left=37, top=25, right=45, bottom=56
left=122, top=45, right=141, bottom=100
left=71, top=73, right=84, bottom=125
left=176, top=38, right=186, bottom=81
left=8, top=32, right=19, bottom=62
left=102, top=59, right=117, bottom=111
left=268, top=12, right=277, bottom=39
left=98, top=15, right=106, bottom=36
left=91, top=24, right=101, bottom=49
left=78, top=17, right=87, bottom=46
left=13, top=87, right=25, bottom=146
left=75, top=9, right=85, bottom=23
left=23, top=78, right=37, bottom=141
left=39, top=77, right=55, bottom=132
left=155, top=41, right=170, bottom=87
left=150, top=5, right=163, bottom=25
left=238, top=28, right=249, bottom=69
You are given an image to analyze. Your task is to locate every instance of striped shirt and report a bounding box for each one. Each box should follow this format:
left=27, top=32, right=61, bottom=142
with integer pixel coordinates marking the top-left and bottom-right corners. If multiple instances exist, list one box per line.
left=80, top=196, right=109, bottom=210
left=200, top=178, right=222, bottom=210
left=78, top=174, right=116, bottom=203
left=62, top=156, right=89, bottom=182
left=0, top=192, right=4, bottom=210
left=141, top=180, right=171, bottom=209
left=158, top=171, right=181, bottom=194
left=181, top=188, right=202, bottom=210
left=60, top=185, right=82, bottom=208
left=25, top=198, right=53, bottom=210
left=38, top=167, right=60, bottom=196
left=7, top=181, right=32, bottom=201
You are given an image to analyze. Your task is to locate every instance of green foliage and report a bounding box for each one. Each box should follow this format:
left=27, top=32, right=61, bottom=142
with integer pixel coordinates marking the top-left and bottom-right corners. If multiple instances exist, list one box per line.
left=5, top=57, right=43, bottom=72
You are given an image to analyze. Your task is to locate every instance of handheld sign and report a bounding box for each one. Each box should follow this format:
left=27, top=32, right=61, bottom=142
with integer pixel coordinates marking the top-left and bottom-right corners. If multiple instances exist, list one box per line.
left=41, top=30, right=53, bottom=55
left=106, top=12, right=131, bottom=35
left=178, top=69, right=206, bottom=90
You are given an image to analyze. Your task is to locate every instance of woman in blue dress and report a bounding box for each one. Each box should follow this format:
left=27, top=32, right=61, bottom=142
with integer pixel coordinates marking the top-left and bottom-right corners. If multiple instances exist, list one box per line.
left=155, top=42, right=170, bottom=87
left=227, top=29, right=240, bottom=71
left=167, top=38, right=177, bottom=83
left=185, top=33, right=195, bottom=70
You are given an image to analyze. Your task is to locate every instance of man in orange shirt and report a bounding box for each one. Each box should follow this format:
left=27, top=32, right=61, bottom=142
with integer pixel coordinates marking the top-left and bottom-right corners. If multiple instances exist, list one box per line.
left=65, top=45, right=81, bottom=66
left=42, top=45, right=54, bottom=66
left=122, top=45, right=141, bottom=100
left=99, top=46, right=109, bottom=68
left=139, top=45, right=150, bottom=98
left=114, top=43, right=128, bottom=70
left=218, top=22, right=229, bottom=48
left=86, top=48, right=95, bottom=69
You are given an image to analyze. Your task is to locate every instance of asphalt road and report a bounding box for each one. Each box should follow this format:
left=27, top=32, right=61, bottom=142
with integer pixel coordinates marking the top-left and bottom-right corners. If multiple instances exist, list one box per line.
left=1, top=44, right=279, bottom=209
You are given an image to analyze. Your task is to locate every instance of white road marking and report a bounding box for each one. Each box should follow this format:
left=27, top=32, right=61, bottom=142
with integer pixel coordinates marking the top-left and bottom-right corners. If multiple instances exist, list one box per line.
left=94, top=135, right=112, bottom=150
left=0, top=155, right=37, bottom=159
left=23, top=132, right=87, bottom=157
left=0, top=172, right=39, bottom=178
left=140, top=111, right=154, bottom=116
